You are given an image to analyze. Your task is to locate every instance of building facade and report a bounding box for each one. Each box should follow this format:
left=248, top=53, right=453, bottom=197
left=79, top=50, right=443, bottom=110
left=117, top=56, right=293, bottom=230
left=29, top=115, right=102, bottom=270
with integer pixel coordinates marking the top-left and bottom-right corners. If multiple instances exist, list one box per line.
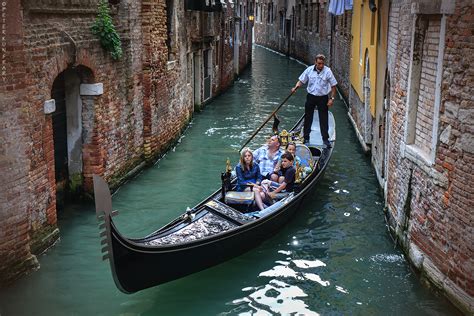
left=0, top=0, right=253, bottom=285
left=383, top=0, right=473, bottom=313
left=255, top=0, right=473, bottom=312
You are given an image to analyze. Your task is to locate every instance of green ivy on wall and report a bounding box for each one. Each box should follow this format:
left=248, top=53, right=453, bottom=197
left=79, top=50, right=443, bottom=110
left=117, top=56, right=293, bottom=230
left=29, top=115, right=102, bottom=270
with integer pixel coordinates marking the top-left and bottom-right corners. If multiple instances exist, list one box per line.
left=91, top=0, right=123, bottom=60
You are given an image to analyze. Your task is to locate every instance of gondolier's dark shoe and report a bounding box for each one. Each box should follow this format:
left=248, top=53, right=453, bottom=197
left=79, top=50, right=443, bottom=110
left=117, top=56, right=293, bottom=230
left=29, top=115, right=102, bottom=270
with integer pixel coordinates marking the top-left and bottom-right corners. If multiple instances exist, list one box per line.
left=323, top=140, right=332, bottom=148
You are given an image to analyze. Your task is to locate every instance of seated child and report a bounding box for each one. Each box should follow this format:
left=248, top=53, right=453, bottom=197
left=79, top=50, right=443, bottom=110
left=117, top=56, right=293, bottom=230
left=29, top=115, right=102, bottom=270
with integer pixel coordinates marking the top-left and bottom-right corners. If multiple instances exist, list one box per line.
left=285, top=142, right=301, bottom=167
left=253, top=152, right=296, bottom=210
left=270, top=142, right=300, bottom=182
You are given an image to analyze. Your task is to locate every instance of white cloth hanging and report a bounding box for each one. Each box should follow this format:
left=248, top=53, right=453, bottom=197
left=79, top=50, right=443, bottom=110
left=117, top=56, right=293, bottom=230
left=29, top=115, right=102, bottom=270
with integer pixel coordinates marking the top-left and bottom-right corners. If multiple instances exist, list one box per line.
left=328, top=0, right=353, bottom=16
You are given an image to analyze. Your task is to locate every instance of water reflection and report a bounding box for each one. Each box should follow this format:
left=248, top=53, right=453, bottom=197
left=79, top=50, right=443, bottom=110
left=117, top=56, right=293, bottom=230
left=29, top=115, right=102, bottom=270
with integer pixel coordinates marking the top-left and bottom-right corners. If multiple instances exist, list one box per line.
left=225, top=279, right=319, bottom=315
left=226, top=253, right=352, bottom=315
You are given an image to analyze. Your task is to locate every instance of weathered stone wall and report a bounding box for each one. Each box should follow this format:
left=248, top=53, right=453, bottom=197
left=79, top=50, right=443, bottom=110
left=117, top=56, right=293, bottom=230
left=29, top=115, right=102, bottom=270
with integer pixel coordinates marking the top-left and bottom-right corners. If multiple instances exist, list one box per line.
left=142, top=0, right=192, bottom=162
left=348, top=84, right=373, bottom=148
left=0, top=0, right=252, bottom=286
left=331, top=12, right=352, bottom=98
left=0, top=0, right=146, bottom=284
left=220, top=9, right=237, bottom=90
left=385, top=0, right=473, bottom=313
left=0, top=0, right=38, bottom=284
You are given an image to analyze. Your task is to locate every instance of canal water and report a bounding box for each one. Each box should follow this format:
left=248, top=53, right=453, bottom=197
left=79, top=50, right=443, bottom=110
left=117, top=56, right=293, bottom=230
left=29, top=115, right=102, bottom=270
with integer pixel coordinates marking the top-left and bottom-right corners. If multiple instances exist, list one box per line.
left=0, top=46, right=459, bottom=316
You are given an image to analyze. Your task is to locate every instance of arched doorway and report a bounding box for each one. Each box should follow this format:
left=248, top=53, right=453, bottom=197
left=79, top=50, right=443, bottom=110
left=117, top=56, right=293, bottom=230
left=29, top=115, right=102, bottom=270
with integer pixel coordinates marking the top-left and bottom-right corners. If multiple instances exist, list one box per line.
left=51, top=66, right=94, bottom=209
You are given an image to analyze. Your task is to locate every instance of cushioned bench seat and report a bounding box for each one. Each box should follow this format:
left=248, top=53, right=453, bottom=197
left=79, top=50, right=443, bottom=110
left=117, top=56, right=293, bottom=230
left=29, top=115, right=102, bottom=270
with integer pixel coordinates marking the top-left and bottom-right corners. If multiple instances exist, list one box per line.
left=225, top=191, right=255, bottom=205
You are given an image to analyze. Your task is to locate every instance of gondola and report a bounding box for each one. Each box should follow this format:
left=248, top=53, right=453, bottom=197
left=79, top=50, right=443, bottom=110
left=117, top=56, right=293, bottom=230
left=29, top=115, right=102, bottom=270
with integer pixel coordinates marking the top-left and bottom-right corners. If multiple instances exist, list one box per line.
left=94, top=111, right=336, bottom=293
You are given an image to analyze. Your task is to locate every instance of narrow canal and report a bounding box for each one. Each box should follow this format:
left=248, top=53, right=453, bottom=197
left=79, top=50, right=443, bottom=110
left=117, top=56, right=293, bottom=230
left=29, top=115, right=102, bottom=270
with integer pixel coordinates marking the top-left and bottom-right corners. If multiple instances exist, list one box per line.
left=0, top=46, right=459, bottom=315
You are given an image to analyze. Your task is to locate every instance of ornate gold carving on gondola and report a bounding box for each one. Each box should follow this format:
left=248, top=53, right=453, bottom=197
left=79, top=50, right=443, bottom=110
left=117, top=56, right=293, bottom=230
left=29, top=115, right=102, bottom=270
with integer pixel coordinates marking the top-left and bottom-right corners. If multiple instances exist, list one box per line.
left=279, top=129, right=289, bottom=147
left=295, top=161, right=302, bottom=183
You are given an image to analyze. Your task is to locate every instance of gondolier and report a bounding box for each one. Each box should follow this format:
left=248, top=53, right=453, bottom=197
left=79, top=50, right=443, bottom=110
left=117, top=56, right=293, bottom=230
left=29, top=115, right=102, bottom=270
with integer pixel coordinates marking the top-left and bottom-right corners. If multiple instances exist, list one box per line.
left=291, top=54, right=337, bottom=148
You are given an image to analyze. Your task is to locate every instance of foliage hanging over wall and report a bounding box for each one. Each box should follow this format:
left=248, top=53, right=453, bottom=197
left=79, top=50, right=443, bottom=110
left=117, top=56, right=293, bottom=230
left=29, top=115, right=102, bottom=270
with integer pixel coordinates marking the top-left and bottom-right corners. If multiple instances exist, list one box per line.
left=91, top=0, right=123, bottom=60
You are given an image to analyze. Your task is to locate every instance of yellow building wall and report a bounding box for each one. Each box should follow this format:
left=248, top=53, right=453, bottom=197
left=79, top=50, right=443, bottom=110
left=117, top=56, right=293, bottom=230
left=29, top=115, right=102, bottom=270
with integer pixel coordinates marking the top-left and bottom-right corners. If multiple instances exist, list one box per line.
left=350, top=0, right=379, bottom=116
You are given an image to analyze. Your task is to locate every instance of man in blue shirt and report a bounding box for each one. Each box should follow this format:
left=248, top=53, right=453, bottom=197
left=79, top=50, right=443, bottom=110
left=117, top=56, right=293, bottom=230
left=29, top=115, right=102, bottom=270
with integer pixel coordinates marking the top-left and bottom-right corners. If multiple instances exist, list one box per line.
left=253, top=135, right=284, bottom=179
left=291, top=54, right=337, bottom=148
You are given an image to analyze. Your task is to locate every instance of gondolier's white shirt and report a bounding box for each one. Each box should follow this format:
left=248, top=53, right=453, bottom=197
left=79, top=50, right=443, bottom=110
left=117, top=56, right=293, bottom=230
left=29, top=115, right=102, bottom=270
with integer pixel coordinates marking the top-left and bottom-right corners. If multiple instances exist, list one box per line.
left=298, top=65, right=337, bottom=96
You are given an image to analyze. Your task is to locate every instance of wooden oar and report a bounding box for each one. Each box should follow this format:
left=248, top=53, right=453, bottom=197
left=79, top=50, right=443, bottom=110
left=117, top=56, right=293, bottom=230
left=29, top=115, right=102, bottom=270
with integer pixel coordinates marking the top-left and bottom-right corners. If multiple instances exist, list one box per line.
left=239, top=91, right=295, bottom=152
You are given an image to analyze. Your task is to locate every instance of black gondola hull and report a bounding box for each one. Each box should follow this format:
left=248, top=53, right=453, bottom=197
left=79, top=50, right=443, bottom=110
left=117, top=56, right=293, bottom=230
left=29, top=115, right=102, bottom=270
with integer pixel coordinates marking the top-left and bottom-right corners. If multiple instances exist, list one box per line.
left=108, top=166, right=326, bottom=293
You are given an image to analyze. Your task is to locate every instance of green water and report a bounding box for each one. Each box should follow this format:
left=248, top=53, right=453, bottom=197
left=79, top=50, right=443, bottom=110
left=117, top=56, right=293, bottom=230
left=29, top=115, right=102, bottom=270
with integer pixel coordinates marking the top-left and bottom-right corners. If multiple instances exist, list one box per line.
left=0, top=46, right=460, bottom=316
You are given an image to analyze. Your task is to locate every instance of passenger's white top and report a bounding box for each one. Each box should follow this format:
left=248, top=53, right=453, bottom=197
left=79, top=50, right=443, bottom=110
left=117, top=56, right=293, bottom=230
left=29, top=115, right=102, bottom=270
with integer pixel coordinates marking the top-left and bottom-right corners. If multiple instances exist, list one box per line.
left=298, top=65, right=338, bottom=96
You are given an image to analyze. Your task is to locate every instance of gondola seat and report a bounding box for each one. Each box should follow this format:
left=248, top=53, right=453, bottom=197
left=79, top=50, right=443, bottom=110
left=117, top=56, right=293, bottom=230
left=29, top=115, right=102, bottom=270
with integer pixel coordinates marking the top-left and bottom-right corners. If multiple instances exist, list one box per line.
left=295, top=144, right=314, bottom=168
left=225, top=191, right=255, bottom=205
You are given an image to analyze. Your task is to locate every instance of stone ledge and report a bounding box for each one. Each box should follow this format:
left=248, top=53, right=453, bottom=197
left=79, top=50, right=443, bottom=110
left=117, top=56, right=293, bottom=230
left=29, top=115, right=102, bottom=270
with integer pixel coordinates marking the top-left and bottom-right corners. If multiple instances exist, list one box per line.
left=80, top=83, right=103, bottom=96
left=43, top=99, right=56, bottom=114
left=347, top=111, right=371, bottom=153
left=410, top=0, right=455, bottom=15
left=167, top=60, right=176, bottom=71
left=419, top=248, right=474, bottom=315
left=387, top=209, right=473, bottom=315
left=402, top=143, right=448, bottom=189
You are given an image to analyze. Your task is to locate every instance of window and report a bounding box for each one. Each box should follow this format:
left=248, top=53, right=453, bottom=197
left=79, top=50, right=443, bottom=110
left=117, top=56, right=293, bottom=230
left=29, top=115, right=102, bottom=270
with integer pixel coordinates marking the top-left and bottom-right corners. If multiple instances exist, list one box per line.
left=297, top=4, right=301, bottom=29
left=166, top=0, right=176, bottom=61
left=215, top=40, right=220, bottom=68
left=280, top=11, right=285, bottom=34
left=314, top=2, right=320, bottom=33
left=256, top=3, right=260, bottom=22
left=304, top=1, right=308, bottom=30
left=291, top=6, right=296, bottom=39
left=267, top=2, right=274, bottom=24
left=186, top=53, right=192, bottom=84
left=404, top=15, right=444, bottom=164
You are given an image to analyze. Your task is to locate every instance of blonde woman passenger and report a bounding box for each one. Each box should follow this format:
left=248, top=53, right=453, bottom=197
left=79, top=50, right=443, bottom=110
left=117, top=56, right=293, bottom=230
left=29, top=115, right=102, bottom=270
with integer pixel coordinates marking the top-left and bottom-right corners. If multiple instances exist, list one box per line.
left=235, top=148, right=263, bottom=192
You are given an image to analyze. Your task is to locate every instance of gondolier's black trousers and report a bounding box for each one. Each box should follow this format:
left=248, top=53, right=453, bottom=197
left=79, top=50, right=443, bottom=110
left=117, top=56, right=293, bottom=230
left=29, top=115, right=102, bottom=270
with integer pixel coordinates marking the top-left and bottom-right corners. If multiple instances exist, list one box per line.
left=303, top=94, right=329, bottom=143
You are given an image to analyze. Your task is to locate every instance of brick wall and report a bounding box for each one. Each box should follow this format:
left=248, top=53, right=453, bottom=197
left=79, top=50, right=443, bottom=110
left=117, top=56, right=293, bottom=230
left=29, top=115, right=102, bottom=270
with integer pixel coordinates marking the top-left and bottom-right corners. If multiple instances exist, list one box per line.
left=0, top=0, right=36, bottom=282
left=0, top=0, right=251, bottom=286
left=332, top=12, right=352, bottom=98
left=385, top=0, right=474, bottom=313
left=142, top=0, right=192, bottom=162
